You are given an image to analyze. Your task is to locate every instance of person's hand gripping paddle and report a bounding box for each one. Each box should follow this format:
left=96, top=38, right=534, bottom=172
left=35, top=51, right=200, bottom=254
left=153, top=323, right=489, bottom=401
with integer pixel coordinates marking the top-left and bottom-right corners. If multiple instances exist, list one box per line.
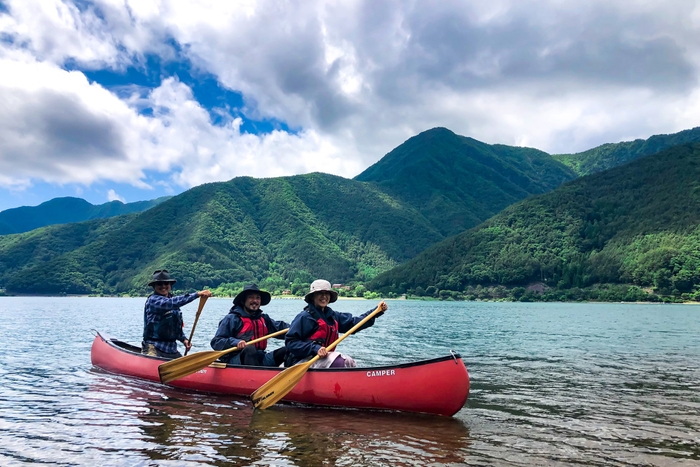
left=251, top=302, right=386, bottom=410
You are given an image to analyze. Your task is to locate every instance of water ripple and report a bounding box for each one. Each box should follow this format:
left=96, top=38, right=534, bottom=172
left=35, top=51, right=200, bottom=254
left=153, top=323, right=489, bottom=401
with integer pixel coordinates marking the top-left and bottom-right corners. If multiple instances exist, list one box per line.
left=1, top=298, right=699, bottom=465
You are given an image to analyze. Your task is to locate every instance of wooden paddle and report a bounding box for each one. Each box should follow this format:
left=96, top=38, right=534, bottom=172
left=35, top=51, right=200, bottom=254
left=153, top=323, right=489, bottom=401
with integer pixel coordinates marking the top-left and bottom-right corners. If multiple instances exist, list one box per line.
left=158, top=328, right=289, bottom=384
left=184, top=296, right=208, bottom=356
left=251, top=303, right=385, bottom=410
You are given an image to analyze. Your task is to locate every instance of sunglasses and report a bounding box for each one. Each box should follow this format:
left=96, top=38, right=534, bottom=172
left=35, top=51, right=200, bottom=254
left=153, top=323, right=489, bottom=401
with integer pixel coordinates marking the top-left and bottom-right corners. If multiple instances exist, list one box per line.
left=154, top=282, right=172, bottom=287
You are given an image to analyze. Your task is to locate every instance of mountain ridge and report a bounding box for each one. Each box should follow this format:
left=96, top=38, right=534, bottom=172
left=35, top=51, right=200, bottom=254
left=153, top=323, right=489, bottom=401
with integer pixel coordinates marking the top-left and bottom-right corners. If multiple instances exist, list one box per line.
left=369, top=142, right=700, bottom=301
left=0, top=173, right=442, bottom=294
left=0, top=196, right=171, bottom=235
left=553, top=126, right=700, bottom=176
left=355, top=127, right=577, bottom=236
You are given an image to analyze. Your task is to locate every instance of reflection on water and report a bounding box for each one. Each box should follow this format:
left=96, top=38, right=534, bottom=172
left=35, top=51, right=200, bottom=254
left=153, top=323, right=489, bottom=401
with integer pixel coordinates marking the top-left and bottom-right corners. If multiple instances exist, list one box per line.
left=86, top=372, right=471, bottom=466
left=1, top=297, right=700, bottom=466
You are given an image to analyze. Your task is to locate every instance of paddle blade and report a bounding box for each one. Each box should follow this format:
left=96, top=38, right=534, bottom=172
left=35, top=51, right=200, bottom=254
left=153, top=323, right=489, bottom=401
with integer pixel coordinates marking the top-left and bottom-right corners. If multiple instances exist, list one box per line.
left=251, top=360, right=314, bottom=410
left=160, top=329, right=290, bottom=384
left=158, top=350, right=223, bottom=384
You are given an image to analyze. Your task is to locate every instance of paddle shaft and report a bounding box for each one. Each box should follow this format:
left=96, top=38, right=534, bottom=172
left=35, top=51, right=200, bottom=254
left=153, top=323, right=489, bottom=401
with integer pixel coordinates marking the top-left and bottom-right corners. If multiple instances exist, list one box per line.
left=184, top=295, right=208, bottom=356
left=296, top=302, right=384, bottom=365
left=158, top=328, right=289, bottom=384
left=252, top=303, right=384, bottom=409
left=327, top=304, right=383, bottom=352
left=218, top=328, right=288, bottom=357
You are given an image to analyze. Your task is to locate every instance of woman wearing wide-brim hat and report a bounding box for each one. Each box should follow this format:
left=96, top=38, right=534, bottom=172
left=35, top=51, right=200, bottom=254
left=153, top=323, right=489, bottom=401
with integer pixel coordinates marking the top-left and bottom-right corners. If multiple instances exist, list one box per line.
left=284, top=279, right=388, bottom=368
left=142, top=269, right=212, bottom=358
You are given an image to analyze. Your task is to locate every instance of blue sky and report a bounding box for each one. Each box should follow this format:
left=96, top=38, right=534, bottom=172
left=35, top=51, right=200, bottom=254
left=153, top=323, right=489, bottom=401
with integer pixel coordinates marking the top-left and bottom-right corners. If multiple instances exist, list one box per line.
left=0, top=0, right=699, bottom=212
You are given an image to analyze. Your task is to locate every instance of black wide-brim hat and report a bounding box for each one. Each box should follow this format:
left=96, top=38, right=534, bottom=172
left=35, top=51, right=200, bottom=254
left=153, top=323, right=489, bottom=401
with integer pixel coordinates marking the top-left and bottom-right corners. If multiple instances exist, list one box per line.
left=148, top=269, right=177, bottom=287
left=234, top=283, right=271, bottom=307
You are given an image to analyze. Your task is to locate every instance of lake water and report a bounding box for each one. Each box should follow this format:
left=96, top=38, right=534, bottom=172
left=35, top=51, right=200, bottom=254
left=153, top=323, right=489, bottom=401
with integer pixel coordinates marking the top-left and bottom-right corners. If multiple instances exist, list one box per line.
left=0, top=297, right=698, bottom=466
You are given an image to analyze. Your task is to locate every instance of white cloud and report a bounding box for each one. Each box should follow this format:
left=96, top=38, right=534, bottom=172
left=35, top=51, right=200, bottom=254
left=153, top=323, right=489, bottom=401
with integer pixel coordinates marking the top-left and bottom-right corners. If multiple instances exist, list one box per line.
left=0, top=57, right=362, bottom=191
left=1, top=0, right=119, bottom=66
left=0, top=0, right=699, bottom=197
left=143, top=77, right=366, bottom=188
left=107, top=188, right=125, bottom=202
left=0, top=57, right=147, bottom=187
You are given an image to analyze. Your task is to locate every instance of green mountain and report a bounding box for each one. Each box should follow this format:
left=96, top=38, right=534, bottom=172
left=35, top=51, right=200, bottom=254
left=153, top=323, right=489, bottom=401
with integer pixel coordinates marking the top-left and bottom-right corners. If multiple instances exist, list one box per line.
left=553, top=127, right=700, bottom=176
left=0, top=196, right=171, bottom=235
left=4, top=126, right=700, bottom=298
left=0, top=173, right=442, bottom=295
left=370, top=143, right=700, bottom=300
left=355, top=127, right=577, bottom=237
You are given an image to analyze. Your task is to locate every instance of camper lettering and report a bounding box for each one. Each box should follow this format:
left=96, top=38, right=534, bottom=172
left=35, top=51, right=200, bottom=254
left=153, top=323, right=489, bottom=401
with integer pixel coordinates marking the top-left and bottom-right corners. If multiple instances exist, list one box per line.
left=366, top=369, right=396, bottom=378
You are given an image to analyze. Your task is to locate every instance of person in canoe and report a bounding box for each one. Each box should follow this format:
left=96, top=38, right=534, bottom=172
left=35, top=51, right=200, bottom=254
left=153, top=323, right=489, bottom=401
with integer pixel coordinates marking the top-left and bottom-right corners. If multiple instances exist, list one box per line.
left=210, top=283, right=290, bottom=367
left=142, top=269, right=212, bottom=358
left=284, top=279, right=388, bottom=368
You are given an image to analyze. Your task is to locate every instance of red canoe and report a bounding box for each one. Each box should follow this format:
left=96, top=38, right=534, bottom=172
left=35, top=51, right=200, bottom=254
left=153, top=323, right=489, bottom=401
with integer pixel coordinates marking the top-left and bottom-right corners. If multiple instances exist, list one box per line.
left=90, top=331, right=470, bottom=416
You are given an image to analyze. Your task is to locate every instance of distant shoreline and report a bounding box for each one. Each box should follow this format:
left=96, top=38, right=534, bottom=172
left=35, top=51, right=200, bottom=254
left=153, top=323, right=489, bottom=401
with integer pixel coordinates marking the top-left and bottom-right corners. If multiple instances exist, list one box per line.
left=1, top=294, right=699, bottom=305
left=0, top=294, right=373, bottom=300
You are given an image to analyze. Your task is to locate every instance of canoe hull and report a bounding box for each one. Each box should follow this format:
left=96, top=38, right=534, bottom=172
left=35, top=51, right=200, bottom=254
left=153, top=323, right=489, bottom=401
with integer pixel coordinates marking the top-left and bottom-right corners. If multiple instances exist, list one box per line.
left=90, top=332, right=469, bottom=416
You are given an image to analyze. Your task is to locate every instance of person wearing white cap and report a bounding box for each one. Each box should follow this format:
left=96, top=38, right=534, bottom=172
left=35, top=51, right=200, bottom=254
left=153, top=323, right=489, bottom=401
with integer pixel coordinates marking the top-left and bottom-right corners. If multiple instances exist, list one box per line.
left=284, top=279, right=388, bottom=368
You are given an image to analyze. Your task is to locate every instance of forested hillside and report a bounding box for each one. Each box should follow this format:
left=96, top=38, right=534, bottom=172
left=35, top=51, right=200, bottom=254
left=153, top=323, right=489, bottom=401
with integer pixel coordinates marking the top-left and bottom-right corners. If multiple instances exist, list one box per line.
left=355, top=127, right=577, bottom=236
left=0, top=196, right=170, bottom=235
left=370, top=143, right=700, bottom=301
left=0, top=174, right=441, bottom=295
left=4, top=126, right=700, bottom=299
left=553, top=126, right=700, bottom=176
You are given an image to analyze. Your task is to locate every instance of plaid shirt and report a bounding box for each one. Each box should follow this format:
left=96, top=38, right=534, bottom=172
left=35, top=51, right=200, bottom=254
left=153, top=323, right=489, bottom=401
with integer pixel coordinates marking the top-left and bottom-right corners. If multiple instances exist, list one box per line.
left=143, top=292, right=199, bottom=354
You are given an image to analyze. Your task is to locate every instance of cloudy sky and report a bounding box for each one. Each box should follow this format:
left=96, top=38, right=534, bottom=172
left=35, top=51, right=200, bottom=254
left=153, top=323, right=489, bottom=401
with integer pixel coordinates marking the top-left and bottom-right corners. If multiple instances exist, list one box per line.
left=0, top=0, right=699, bottom=211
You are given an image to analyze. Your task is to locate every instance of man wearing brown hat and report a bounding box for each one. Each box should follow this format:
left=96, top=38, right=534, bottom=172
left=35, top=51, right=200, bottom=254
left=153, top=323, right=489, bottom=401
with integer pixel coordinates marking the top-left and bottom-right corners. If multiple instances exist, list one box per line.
left=142, top=269, right=212, bottom=358
left=210, top=283, right=289, bottom=366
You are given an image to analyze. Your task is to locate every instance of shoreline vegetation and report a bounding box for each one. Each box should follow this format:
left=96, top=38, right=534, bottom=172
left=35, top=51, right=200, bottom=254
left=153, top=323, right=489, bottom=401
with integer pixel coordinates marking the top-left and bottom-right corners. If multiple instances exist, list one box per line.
left=0, top=296, right=697, bottom=305
left=2, top=282, right=698, bottom=304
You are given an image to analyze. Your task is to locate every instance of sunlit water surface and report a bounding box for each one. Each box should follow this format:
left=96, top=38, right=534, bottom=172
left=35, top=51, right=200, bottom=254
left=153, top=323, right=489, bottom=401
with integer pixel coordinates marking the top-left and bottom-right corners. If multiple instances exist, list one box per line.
left=0, top=297, right=698, bottom=466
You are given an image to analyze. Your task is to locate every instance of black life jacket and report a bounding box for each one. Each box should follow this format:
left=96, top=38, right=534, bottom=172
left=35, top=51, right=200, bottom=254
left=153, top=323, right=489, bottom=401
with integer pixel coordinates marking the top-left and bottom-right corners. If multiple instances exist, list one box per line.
left=143, top=296, right=184, bottom=342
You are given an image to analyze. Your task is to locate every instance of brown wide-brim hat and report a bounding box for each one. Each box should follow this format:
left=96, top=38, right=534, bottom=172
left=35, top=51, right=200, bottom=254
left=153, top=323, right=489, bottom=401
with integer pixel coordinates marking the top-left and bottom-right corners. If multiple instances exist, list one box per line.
left=304, top=279, right=338, bottom=304
left=148, top=269, right=177, bottom=287
left=234, top=283, right=272, bottom=307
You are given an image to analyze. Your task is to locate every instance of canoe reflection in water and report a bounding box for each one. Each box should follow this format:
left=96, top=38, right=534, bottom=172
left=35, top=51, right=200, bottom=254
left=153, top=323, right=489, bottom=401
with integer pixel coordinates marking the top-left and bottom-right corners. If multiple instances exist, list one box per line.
left=87, top=373, right=472, bottom=466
